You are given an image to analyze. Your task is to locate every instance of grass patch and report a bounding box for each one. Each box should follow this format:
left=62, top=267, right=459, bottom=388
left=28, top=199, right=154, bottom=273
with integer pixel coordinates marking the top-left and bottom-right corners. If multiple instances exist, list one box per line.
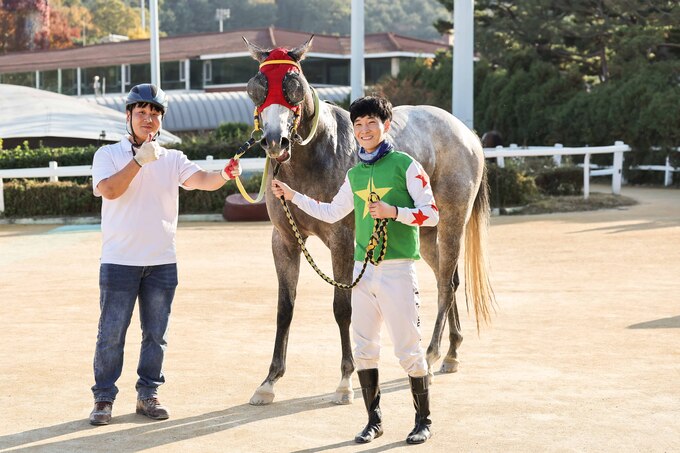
left=504, top=192, right=637, bottom=215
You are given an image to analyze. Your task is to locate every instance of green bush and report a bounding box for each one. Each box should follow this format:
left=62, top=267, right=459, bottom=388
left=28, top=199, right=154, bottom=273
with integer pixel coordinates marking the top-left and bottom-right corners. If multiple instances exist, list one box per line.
left=2, top=174, right=265, bottom=218
left=533, top=166, right=583, bottom=196
left=486, top=163, right=539, bottom=208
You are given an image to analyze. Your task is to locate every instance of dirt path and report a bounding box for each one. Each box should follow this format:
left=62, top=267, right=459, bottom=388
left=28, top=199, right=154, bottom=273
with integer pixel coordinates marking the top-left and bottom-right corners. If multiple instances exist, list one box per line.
left=0, top=185, right=678, bottom=452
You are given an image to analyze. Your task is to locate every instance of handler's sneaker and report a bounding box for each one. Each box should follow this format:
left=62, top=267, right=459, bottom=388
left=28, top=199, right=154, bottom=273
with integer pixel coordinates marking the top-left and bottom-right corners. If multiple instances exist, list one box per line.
left=136, top=397, right=169, bottom=420
left=89, top=401, right=113, bottom=425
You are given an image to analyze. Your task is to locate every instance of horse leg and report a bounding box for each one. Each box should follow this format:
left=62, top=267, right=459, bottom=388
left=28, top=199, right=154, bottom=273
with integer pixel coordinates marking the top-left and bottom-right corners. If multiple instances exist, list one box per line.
left=424, top=225, right=464, bottom=377
left=328, top=230, right=356, bottom=404
left=441, top=268, right=462, bottom=373
left=250, top=229, right=302, bottom=405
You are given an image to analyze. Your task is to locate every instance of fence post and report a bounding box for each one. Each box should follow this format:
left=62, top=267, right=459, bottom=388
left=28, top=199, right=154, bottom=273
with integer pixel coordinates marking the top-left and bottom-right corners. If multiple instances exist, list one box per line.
left=664, top=155, right=673, bottom=187
left=612, top=141, right=624, bottom=195
left=49, top=161, right=59, bottom=182
left=583, top=153, right=591, bottom=199
left=0, top=178, right=4, bottom=214
left=553, top=143, right=563, bottom=166
left=496, top=145, right=506, bottom=168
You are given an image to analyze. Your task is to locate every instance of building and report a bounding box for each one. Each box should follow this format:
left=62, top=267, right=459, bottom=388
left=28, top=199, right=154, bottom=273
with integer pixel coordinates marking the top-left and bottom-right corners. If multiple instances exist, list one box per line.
left=0, top=26, right=448, bottom=96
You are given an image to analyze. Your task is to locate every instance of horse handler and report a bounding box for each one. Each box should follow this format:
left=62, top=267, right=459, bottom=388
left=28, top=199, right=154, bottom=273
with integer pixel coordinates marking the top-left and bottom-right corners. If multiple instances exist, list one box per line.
left=88, top=83, right=241, bottom=425
left=272, top=95, right=439, bottom=444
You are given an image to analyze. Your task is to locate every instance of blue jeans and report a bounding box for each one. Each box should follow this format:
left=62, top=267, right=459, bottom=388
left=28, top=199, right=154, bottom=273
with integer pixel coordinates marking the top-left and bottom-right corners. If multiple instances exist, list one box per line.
left=92, top=263, right=178, bottom=403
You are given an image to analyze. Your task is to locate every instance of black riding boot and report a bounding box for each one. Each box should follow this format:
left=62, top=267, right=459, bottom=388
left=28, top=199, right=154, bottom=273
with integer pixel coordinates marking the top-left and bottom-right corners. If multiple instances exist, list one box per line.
left=354, top=368, right=383, bottom=443
left=406, top=375, right=432, bottom=444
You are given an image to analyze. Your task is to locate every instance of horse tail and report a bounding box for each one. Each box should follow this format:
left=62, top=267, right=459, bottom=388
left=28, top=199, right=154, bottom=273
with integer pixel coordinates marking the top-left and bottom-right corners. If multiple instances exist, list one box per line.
left=464, top=165, right=496, bottom=332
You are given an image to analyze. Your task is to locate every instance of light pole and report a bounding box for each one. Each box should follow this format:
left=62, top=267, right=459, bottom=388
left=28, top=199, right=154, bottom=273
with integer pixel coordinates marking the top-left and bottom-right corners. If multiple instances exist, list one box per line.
left=150, top=0, right=160, bottom=87
left=350, top=0, right=364, bottom=101
left=215, top=8, right=230, bottom=33
left=452, top=0, right=474, bottom=129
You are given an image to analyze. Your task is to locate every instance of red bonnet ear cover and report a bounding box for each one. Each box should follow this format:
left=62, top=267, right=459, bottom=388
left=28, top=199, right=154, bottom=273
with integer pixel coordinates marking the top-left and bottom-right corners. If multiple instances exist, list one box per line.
left=258, top=48, right=301, bottom=113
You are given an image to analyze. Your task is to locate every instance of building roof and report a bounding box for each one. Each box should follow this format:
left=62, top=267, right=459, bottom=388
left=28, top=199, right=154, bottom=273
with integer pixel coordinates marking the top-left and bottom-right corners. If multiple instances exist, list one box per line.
left=0, top=27, right=449, bottom=74
left=86, top=86, right=351, bottom=133
left=0, top=84, right=181, bottom=146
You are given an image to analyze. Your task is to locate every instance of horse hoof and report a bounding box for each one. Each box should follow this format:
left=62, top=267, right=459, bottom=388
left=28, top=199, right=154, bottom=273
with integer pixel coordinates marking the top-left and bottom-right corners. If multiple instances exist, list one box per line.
left=249, top=384, right=275, bottom=405
left=332, top=387, right=354, bottom=405
left=439, top=358, right=459, bottom=374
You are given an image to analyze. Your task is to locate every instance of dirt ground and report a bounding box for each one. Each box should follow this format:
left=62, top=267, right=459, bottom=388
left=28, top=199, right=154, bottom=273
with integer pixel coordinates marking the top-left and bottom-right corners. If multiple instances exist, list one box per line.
left=0, top=185, right=678, bottom=452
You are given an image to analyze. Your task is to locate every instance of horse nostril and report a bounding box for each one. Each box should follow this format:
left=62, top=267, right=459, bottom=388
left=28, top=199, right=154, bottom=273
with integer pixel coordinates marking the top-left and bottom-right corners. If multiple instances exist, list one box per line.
left=260, top=137, right=268, bottom=149
left=280, top=137, right=290, bottom=149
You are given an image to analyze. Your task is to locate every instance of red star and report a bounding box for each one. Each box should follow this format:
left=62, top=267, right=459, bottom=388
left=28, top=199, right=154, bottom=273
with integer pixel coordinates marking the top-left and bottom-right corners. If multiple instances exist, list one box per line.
left=415, top=174, right=429, bottom=188
left=431, top=204, right=438, bottom=212
left=411, top=209, right=429, bottom=226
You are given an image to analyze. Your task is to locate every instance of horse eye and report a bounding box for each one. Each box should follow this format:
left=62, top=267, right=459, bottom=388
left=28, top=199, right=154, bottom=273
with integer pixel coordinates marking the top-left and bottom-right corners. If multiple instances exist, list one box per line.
left=282, top=72, right=306, bottom=106
left=247, top=72, right=268, bottom=106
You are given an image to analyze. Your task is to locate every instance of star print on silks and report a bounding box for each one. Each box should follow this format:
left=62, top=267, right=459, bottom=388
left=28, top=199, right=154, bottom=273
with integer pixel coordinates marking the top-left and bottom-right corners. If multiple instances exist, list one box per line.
left=415, top=170, right=430, bottom=188
left=354, top=177, right=392, bottom=218
left=411, top=209, right=429, bottom=226
left=431, top=204, right=438, bottom=212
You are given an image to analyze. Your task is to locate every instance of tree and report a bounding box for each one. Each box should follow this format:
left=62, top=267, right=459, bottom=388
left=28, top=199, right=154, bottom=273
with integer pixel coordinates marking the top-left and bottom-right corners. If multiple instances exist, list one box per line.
left=364, top=0, right=449, bottom=41
left=1, top=0, right=50, bottom=52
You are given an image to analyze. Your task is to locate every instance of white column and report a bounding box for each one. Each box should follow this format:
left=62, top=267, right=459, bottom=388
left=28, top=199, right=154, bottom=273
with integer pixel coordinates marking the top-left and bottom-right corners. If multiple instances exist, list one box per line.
left=77, top=67, right=82, bottom=96
left=57, top=68, right=62, bottom=94
left=121, top=64, right=126, bottom=93
left=184, top=59, right=191, bottom=90
left=350, top=0, right=365, bottom=101
left=452, top=0, right=474, bottom=128
left=150, top=0, right=161, bottom=88
left=390, top=57, right=399, bottom=78
left=35, top=70, right=40, bottom=89
left=0, top=179, right=4, bottom=214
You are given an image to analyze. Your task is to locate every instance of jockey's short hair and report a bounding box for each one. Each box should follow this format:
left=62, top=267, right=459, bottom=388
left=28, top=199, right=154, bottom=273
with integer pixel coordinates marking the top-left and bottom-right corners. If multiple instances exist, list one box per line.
left=349, top=96, right=393, bottom=123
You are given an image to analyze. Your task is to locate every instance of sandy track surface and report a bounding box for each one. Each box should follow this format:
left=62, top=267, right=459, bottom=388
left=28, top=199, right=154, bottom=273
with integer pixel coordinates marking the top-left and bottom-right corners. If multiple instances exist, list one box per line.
left=0, top=185, right=678, bottom=452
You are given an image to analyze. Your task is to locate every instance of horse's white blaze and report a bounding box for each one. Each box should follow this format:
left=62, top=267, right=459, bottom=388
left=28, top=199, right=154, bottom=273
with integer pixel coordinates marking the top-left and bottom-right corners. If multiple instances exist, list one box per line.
left=260, top=104, right=294, bottom=156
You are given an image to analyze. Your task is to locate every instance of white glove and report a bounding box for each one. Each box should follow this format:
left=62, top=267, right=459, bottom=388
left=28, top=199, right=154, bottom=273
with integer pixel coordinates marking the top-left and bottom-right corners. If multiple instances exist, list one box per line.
left=133, top=134, right=161, bottom=166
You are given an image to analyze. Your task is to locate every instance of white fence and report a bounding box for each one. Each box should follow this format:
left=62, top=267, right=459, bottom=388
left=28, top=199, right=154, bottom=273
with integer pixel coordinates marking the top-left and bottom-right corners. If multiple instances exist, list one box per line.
left=1, top=142, right=676, bottom=214
left=484, top=141, right=631, bottom=199
left=0, top=156, right=266, bottom=214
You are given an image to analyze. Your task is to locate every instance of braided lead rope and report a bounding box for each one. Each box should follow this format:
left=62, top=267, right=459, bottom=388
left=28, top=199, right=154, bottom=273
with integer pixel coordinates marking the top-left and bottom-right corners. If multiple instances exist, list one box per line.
left=278, top=195, right=388, bottom=290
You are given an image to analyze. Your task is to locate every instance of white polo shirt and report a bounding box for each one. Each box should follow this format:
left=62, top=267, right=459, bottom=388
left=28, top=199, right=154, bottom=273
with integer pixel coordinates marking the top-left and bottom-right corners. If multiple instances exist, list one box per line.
left=92, top=138, right=201, bottom=266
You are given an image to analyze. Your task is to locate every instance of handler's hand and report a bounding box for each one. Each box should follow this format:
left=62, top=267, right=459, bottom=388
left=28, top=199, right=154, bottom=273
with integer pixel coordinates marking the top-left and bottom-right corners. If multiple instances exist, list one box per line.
left=133, top=133, right=161, bottom=166
left=221, top=158, right=242, bottom=180
left=369, top=201, right=398, bottom=220
left=271, top=179, right=296, bottom=201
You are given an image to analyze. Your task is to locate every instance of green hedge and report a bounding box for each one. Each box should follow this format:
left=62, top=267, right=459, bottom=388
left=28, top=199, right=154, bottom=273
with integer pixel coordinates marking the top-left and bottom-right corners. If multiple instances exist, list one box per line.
left=1, top=175, right=264, bottom=218
left=0, top=123, right=264, bottom=169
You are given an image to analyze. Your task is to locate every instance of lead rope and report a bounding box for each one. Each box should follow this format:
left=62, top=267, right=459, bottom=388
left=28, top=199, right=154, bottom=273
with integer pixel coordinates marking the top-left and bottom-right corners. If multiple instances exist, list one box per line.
left=275, top=176, right=388, bottom=290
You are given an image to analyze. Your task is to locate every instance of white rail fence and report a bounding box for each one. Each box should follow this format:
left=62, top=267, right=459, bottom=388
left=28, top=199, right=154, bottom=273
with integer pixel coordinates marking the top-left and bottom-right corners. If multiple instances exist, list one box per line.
left=0, top=156, right=266, bottom=214
left=484, top=141, right=631, bottom=199
left=0, top=142, right=676, bottom=214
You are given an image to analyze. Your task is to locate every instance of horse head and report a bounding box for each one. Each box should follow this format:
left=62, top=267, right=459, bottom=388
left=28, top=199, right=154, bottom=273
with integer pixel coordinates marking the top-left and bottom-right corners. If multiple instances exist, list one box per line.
left=243, top=36, right=315, bottom=164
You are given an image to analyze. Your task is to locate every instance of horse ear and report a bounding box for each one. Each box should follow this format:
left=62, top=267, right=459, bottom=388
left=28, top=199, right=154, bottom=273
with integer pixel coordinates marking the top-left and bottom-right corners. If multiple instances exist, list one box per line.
left=243, top=36, right=270, bottom=63
left=288, top=35, right=314, bottom=62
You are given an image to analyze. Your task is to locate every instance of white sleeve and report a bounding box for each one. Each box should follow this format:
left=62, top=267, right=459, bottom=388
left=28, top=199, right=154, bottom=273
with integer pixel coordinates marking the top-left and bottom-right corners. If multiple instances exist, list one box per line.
left=91, top=145, right=117, bottom=197
left=395, top=160, right=440, bottom=227
left=290, top=175, right=354, bottom=224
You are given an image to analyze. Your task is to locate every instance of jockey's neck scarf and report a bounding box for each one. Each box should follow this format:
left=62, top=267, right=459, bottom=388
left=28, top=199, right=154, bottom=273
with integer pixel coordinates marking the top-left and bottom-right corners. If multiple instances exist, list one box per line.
left=358, top=140, right=393, bottom=164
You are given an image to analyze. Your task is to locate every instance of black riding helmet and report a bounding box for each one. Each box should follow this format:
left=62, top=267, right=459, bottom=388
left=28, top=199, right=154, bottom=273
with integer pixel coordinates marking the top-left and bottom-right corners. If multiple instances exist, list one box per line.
left=125, top=83, right=168, bottom=146
left=125, top=83, right=168, bottom=113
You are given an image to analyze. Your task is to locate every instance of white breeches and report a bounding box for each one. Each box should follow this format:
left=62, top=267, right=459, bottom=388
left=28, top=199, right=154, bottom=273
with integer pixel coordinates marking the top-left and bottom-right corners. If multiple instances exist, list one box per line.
left=351, top=259, right=427, bottom=377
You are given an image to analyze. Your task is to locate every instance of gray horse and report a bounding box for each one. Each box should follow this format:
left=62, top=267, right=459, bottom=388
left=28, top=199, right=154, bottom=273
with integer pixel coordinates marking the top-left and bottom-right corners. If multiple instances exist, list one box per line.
left=243, top=37, right=494, bottom=406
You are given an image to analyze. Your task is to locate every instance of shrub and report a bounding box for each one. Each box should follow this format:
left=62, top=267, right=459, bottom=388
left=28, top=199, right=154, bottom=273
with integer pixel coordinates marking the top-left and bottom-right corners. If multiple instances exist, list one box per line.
left=533, top=166, right=583, bottom=196
left=2, top=174, right=265, bottom=218
left=486, top=163, right=539, bottom=207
